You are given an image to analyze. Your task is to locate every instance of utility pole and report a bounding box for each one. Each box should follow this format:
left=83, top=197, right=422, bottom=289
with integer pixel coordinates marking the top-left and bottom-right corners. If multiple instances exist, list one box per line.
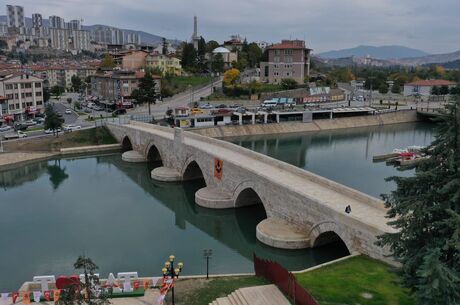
left=203, top=249, right=212, bottom=279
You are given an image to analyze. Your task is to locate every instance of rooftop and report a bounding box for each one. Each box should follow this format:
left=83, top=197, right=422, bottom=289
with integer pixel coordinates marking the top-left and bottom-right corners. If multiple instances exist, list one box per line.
left=406, top=79, right=457, bottom=86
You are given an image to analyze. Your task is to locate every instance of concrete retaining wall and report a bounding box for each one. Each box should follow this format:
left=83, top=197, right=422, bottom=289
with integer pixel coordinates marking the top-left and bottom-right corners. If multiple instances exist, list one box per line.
left=190, top=110, right=419, bottom=138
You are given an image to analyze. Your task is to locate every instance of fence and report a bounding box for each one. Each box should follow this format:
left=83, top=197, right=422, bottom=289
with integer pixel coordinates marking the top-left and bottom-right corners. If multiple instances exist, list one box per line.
left=253, top=253, right=318, bottom=305
left=94, top=116, right=130, bottom=127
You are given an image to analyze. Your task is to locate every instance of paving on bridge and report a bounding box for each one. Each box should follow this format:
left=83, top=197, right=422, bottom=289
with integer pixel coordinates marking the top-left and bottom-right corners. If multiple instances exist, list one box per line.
left=110, top=121, right=396, bottom=265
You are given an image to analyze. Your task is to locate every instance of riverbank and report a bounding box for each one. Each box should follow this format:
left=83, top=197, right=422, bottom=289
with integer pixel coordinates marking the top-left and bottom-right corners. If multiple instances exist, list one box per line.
left=190, top=110, right=421, bottom=138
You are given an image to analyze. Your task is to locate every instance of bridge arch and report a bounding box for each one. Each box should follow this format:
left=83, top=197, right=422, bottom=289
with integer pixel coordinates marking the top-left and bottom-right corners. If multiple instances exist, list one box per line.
left=182, top=159, right=206, bottom=183
left=121, top=136, right=133, bottom=151
left=309, top=221, right=351, bottom=253
left=145, top=143, right=164, bottom=165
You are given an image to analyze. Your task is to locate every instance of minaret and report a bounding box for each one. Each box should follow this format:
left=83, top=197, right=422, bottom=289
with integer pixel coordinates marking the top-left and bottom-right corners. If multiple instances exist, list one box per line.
left=192, top=15, right=199, bottom=50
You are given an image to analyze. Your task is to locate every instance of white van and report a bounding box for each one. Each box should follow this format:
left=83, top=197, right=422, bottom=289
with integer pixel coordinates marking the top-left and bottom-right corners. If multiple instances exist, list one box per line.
left=262, top=100, right=278, bottom=107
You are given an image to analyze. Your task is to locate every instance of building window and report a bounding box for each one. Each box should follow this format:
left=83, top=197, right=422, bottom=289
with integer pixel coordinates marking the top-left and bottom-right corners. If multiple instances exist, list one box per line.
left=36, top=92, right=42, bottom=96
left=25, top=83, right=32, bottom=89
left=285, top=49, right=293, bottom=55
left=5, top=84, right=13, bottom=90
left=274, top=50, right=280, bottom=55
left=35, top=82, right=41, bottom=88
left=26, top=92, right=32, bottom=97
left=274, top=56, right=280, bottom=63
left=9, top=104, right=14, bottom=110
left=37, top=101, right=43, bottom=105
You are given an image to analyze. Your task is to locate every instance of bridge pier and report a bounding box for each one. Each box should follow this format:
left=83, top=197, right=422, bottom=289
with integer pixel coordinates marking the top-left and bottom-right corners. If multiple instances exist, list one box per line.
left=151, top=167, right=182, bottom=182
left=121, top=150, right=147, bottom=163
left=256, top=218, right=310, bottom=249
left=195, top=187, right=234, bottom=209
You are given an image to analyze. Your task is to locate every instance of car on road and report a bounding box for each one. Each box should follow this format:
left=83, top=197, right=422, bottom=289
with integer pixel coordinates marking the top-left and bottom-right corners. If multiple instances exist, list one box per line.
left=200, top=103, right=213, bottom=109
left=112, top=108, right=127, bottom=116
left=0, top=125, right=12, bottom=132
left=33, top=117, right=45, bottom=124
left=191, top=108, right=204, bottom=115
left=3, top=131, right=27, bottom=140
left=63, top=124, right=81, bottom=132
left=65, top=109, right=72, bottom=114
left=44, top=128, right=62, bottom=134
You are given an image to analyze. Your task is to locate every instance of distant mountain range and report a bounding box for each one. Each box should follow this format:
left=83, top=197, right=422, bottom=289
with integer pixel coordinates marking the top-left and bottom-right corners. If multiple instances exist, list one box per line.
left=0, top=15, right=177, bottom=46
left=396, top=50, right=460, bottom=66
left=318, top=45, right=430, bottom=60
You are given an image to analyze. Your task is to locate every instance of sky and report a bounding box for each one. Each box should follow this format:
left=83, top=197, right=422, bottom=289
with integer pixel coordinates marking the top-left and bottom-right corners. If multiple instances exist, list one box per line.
left=6, top=0, right=460, bottom=54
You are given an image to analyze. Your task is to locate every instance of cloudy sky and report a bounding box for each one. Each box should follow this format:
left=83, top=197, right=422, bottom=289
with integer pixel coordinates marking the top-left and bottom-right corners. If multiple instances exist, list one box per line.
left=8, top=0, right=460, bottom=54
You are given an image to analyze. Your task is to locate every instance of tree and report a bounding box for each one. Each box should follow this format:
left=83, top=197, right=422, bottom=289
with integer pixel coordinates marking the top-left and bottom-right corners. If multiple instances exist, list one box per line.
left=280, top=78, right=298, bottom=90
left=44, top=104, right=63, bottom=136
left=58, top=256, right=110, bottom=305
left=206, top=40, right=220, bottom=53
left=378, top=83, right=389, bottom=94
left=43, top=86, right=51, bottom=103
left=440, top=85, right=450, bottom=95
left=71, top=75, right=82, bottom=92
left=50, top=85, right=65, bottom=99
left=391, top=80, right=402, bottom=94
left=211, top=53, right=224, bottom=74
left=378, top=99, right=460, bottom=305
left=67, top=97, right=72, bottom=105
left=450, top=85, right=460, bottom=95
left=131, top=71, right=158, bottom=115
left=180, top=43, right=197, bottom=71
left=223, top=68, right=240, bottom=86
left=431, top=86, right=440, bottom=96
left=246, top=43, right=263, bottom=68
left=100, top=54, right=116, bottom=69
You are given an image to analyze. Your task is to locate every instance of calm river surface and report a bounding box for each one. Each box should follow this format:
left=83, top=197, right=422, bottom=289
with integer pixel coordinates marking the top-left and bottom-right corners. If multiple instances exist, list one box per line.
left=0, top=122, right=435, bottom=290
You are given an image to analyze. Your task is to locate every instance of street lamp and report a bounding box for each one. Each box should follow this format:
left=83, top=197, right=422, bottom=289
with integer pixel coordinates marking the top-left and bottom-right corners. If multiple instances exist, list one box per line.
left=161, top=255, right=183, bottom=305
left=203, top=249, right=212, bottom=280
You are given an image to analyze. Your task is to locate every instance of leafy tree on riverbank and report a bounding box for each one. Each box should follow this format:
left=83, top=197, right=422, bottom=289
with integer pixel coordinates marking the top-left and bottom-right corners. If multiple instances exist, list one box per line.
left=378, top=98, right=460, bottom=305
left=44, top=104, right=63, bottom=137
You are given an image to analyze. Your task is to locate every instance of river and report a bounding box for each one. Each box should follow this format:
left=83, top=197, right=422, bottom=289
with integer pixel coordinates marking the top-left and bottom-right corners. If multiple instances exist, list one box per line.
left=0, top=122, right=435, bottom=291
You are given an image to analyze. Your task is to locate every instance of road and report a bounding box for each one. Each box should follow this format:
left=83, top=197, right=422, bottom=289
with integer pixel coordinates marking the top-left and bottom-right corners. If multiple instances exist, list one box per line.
left=130, top=78, right=223, bottom=119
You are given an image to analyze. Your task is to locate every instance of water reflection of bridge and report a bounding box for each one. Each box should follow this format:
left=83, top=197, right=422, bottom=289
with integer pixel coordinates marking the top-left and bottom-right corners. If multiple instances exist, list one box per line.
left=98, top=154, right=348, bottom=270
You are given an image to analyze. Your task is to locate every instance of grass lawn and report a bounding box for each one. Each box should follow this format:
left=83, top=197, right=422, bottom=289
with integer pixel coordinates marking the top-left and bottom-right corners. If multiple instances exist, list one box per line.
left=175, top=276, right=268, bottom=305
left=295, top=256, right=415, bottom=305
left=169, top=76, right=214, bottom=88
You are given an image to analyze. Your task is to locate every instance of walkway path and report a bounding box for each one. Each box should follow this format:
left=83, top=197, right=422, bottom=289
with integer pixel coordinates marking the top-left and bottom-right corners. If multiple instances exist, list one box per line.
left=210, top=284, right=290, bottom=305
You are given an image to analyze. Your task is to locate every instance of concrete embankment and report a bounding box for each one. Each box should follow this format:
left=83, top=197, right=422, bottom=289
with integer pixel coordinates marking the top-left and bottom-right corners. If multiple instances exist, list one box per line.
left=0, top=144, right=121, bottom=170
left=190, top=110, right=420, bottom=138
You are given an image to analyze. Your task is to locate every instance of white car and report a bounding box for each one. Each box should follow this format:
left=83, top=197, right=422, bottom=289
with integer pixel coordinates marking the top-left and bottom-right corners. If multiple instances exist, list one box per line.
left=44, top=128, right=62, bottom=134
left=65, top=109, right=72, bottom=114
left=0, top=125, right=12, bottom=132
left=63, top=124, right=81, bottom=132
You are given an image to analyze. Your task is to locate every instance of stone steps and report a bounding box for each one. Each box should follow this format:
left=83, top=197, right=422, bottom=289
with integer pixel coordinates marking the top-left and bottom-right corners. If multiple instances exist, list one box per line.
left=208, top=284, right=289, bottom=305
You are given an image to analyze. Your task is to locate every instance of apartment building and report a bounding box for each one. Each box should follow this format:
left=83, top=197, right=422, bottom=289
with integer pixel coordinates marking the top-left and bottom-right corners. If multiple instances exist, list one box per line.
left=6, top=5, right=25, bottom=28
left=146, top=53, right=182, bottom=76
left=259, top=40, right=311, bottom=84
left=91, top=70, right=161, bottom=102
left=0, top=72, right=44, bottom=120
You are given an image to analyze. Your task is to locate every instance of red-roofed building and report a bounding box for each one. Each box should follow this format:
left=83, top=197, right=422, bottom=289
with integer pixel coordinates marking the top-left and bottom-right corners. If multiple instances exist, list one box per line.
left=260, top=40, right=312, bottom=84
left=404, top=79, right=457, bottom=96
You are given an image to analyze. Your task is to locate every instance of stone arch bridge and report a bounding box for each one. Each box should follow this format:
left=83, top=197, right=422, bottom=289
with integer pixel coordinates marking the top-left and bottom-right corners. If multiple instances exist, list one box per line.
left=106, top=121, right=395, bottom=265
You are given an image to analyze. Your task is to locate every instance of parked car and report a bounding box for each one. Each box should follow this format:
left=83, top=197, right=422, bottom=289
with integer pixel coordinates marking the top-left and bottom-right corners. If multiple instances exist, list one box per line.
left=200, top=103, right=213, bottom=109
left=44, top=128, right=62, bottom=134
left=65, top=109, right=72, bottom=114
left=24, top=120, right=37, bottom=126
left=191, top=108, right=204, bottom=115
left=63, top=124, right=81, bottom=132
left=112, top=108, right=127, bottom=116
left=0, top=125, right=12, bottom=132
left=84, top=108, right=92, bottom=113
left=14, top=123, right=28, bottom=131
left=3, top=131, right=27, bottom=140
left=216, top=104, right=227, bottom=108
left=93, top=106, right=103, bottom=111
left=33, top=117, right=45, bottom=124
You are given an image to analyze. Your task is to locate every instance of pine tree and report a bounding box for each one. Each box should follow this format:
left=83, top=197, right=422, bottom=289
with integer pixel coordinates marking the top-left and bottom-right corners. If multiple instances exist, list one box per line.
left=378, top=98, right=460, bottom=305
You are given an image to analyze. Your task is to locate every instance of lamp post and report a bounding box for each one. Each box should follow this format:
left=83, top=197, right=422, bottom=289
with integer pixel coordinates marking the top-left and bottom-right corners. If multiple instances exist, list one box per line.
left=203, top=249, right=212, bottom=280
left=161, top=255, right=183, bottom=305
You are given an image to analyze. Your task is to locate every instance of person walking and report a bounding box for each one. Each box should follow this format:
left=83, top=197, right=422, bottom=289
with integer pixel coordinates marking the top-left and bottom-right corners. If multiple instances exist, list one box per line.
left=345, top=205, right=351, bottom=214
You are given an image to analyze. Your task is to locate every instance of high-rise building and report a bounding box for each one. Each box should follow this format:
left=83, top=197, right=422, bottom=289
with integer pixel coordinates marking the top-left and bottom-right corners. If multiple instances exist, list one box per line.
left=91, top=26, right=124, bottom=45
left=32, top=13, right=43, bottom=28
left=124, top=32, right=141, bottom=45
left=49, top=28, right=69, bottom=50
left=49, top=15, right=66, bottom=29
left=6, top=5, right=25, bottom=28
left=70, top=30, right=90, bottom=51
left=68, top=20, right=81, bottom=31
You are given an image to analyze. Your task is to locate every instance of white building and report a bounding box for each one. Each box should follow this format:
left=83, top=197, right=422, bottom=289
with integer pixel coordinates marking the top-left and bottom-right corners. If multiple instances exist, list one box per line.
left=68, top=20, right=81, bottom=31
left=403, top=79, right=457, bottom=96
left=49, top=15, right=66, bottom=29
left=0, top=73, right=44, bottom=120
left=49, top=28, right=69, bottom=50
left=6, top=5, right=25, bottom=28
left=71, top=30, right=91, bottom=51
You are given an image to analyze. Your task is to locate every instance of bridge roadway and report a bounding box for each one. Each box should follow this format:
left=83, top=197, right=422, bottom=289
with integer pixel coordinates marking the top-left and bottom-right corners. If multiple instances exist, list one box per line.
left=106, top=121, right=395, bottom=265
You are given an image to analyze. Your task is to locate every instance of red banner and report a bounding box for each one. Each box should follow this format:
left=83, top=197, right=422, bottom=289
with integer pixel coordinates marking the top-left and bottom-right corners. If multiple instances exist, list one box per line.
left=214, top=158, right=223, bottom=180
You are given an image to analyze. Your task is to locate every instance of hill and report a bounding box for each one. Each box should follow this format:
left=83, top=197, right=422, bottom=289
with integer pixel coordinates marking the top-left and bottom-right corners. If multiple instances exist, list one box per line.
left=396, top=50, right=460, bottom=66
left=318, top=45, right=430, bottom=60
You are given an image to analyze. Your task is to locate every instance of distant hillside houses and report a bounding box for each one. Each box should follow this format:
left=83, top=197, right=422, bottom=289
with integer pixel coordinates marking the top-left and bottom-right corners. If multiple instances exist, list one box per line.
left=403, top=79, right=457, bottom=96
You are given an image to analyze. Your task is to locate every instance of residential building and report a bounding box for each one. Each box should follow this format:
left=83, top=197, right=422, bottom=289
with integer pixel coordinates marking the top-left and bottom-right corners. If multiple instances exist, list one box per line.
left=0, top=72, right=44, bottom=120
left=121, top=50, right=149, bottom=70
left=91, top=26, right=124, bottom=45
left=70, top=30, right=91, bottom=52
left=146, top=53, right=182, bottom=76
left=259, top=40, right=311, bottom=84
left=49, top=15, right=66, bottom=29
left=68, top=20, right=81, bottom=31
left=90, top=70, right=161, bottom=102
left=223, top=35, right=244, bottom=51
left=32, top=13, right=43, bottom=28
left=49, top=28, right=69, bottom=50
left=44, top=66, right=97, bottom=89
left=403, top=79, right=457, bottom=96
left=6, top=5, right=25, bottom=28
left=153, top=43, right=177, bottom=55
left=124, top=32, right=141, bottom=45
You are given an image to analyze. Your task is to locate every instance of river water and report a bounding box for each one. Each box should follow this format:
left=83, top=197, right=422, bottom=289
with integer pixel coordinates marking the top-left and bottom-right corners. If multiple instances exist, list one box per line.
left=0, top=122, right=435, bottom=291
